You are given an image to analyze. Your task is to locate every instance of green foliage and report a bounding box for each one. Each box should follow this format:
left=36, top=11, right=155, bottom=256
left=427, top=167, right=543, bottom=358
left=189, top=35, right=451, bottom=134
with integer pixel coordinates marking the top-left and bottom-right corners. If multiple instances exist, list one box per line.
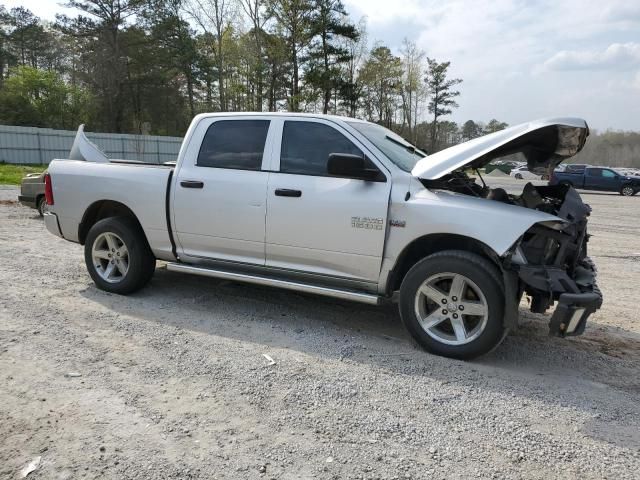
left=461, top=120, right=482, bottom=141
left=0, top=66, right=93, bottom=128
left=484, top=119, right=508, bottom=134
left=0, top=162, right=46, bottom=185
left=425, top=58, right=462, bottom=151
left=359, top=45, right=403, bottom=127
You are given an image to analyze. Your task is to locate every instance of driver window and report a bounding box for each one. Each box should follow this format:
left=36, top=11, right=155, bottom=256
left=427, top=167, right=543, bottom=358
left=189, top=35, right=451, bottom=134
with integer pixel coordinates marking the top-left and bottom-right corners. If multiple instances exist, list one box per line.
left=602, top=169, right=616, bottom=178
left=281, top=121, right=376, bottom=176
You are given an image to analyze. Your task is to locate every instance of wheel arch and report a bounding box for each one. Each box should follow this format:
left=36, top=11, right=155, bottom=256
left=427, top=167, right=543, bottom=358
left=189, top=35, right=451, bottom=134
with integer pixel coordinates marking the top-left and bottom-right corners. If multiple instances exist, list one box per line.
left=78, top=200, right=147, bottom=246
left=385, top=233, right=502, bottom=296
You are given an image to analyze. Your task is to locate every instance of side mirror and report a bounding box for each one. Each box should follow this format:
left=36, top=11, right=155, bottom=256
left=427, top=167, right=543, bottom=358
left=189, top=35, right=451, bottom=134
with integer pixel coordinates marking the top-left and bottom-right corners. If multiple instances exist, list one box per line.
left=327, top=153, right=382, bottom=181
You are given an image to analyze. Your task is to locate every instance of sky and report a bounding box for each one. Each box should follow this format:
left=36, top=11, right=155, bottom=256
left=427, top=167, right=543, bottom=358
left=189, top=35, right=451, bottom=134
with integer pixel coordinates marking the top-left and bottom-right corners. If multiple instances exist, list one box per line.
left=4, top=0, right=640, bottom=131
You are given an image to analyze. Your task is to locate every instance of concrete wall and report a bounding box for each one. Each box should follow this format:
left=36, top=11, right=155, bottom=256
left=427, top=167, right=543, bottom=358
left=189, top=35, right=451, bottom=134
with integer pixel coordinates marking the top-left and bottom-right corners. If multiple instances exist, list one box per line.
left=0, top=124, right=183, bottom=165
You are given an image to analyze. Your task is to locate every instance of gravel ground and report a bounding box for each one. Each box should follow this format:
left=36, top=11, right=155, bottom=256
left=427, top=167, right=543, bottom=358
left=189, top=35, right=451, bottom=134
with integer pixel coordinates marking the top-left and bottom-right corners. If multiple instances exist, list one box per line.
left=1, top=182, right=639, bottom=479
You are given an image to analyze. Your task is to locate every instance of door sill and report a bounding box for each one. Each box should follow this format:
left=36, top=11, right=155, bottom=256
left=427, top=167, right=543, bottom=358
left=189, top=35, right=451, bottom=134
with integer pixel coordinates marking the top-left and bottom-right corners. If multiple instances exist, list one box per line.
left=166, top=262, right=381, bottom=305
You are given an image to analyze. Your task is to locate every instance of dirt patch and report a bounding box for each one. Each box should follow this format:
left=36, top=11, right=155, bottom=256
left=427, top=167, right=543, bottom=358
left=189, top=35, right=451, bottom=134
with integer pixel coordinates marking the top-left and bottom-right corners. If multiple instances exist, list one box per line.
left=1, top=185, right=639, bottom=479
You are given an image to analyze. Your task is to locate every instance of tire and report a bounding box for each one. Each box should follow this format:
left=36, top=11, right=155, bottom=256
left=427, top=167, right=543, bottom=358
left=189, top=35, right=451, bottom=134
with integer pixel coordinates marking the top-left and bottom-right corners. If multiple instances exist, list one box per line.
left=621, top=185, right=634, bottom=196
left=84, top=216, right=156, bottom=294
left=398, top=250, right=506, bottom=360
left=37, top=196, right=47, bottom=217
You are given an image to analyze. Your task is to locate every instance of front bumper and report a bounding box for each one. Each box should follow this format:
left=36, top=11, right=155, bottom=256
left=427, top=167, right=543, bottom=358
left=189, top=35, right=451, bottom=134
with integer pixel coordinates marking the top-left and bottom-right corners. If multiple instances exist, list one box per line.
left=44, top=212, right=64, bottom=239
left=549, top=291, right=602, bottom=336
left=517, top=256, right=602, bottom=337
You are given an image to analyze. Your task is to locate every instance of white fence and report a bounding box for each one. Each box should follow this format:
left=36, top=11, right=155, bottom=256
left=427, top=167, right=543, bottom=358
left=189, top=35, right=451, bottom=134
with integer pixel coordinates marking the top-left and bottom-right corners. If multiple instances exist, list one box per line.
left=0, top=124, right=183, bottom=165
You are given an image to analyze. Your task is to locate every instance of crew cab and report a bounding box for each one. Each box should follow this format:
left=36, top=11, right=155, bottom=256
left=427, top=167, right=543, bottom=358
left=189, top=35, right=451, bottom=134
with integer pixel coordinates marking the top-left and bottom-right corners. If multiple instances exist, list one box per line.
left=550, top=165, right=640, bottom=196
left=43, top=114, right=602, bottom=359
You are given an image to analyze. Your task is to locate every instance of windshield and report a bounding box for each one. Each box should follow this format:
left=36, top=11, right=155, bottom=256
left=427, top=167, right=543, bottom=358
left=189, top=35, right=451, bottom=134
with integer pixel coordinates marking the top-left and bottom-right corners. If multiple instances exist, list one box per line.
left=347, top=121, right=425, bottom=172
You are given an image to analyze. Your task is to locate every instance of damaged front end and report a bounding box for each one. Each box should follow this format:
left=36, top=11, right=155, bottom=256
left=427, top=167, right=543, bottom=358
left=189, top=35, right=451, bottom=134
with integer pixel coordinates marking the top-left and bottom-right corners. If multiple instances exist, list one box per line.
left=504, top=183, right=602, bottom=336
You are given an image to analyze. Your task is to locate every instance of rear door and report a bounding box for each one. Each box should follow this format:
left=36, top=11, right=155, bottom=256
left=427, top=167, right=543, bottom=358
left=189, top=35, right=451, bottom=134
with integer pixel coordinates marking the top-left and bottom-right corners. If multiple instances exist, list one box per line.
left=265, top=118, right=391, bottom=283
left=583, top=168, right=604, bottom=190
left=172, top=117, right=274, bottom=265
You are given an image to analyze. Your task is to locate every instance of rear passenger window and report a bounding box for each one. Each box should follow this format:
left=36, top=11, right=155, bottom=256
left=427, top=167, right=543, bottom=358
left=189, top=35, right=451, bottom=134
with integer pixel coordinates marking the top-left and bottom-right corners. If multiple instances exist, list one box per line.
left=281, top=121, right=363, bottom=175
left=197, top=120, right=270, bottom=170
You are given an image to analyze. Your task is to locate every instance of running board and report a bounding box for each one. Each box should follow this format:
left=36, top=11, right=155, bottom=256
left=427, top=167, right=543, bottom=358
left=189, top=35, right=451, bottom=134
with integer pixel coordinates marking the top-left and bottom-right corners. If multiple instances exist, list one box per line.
left=165, top=263, right=381, bottom=305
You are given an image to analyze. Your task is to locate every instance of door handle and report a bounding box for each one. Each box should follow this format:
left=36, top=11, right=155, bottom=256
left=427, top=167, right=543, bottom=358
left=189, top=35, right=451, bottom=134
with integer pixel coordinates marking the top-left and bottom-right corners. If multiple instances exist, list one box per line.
left=180, top=180, right=204, bottom=189
left=275, top=188, right=302, bottom=197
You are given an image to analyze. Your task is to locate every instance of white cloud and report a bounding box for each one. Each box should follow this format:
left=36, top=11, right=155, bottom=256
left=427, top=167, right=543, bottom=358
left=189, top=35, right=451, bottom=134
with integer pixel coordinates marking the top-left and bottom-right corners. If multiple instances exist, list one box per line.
left=343, top=0, right=424, bottom=25
left=344, top=0, right=640, bottom=129
left=543, top=43, right=640, bottom=71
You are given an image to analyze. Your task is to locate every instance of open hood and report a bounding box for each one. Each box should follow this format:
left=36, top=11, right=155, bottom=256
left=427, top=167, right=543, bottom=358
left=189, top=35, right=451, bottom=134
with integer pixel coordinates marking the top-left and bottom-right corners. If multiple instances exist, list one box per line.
left=412, top=117, right=589, bottom=180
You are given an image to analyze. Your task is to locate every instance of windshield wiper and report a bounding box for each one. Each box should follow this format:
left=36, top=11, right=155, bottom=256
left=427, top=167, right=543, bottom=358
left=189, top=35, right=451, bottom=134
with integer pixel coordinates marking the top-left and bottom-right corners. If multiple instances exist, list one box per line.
left=385, top=135, right=426, bottom=157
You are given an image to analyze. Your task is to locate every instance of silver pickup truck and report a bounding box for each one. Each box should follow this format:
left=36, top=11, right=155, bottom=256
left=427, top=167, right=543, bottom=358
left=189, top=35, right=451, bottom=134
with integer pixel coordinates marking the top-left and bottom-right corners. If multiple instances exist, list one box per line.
left=43, top=113, right=602, bottom=359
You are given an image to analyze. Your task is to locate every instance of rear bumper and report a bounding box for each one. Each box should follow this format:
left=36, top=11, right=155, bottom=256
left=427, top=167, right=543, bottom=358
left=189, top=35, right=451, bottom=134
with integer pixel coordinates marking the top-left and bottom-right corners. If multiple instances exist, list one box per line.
left=18, top=195, right=37, bottom=208
left=44, top=212, right=64, bottom=239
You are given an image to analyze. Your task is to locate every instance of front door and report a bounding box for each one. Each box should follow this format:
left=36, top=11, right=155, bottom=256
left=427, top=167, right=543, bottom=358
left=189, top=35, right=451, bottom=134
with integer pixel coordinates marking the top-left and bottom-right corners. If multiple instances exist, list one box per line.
left=265, top=119, right=391, bottom=282
left=172, top=118, right=274, bottom=265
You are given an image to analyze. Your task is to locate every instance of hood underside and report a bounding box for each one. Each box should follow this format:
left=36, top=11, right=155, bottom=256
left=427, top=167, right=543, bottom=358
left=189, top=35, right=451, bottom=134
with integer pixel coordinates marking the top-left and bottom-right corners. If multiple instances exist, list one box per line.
left=412, top=117, right=589, bottom=180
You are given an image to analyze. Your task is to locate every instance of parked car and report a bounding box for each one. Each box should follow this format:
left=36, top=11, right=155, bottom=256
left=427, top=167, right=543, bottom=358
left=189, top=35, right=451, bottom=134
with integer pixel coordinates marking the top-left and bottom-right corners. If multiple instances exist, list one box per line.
left=615, top=168, right=640, bottom=177
left=509, top=165, right=542, bottom=180
left=18, top=170, right=48, bottom=216
left=43, top=115, right=601, bottom=359
left=550, top=166, right=640, bottom=196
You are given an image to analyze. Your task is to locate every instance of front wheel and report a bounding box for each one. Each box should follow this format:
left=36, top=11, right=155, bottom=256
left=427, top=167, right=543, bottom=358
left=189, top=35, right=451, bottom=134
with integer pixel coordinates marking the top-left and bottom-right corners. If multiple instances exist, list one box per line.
left=84, top=216, right=156, bottom=294
left=621, top=185, right=635, bottom=196
left=398, top=251, right=506, bottom=360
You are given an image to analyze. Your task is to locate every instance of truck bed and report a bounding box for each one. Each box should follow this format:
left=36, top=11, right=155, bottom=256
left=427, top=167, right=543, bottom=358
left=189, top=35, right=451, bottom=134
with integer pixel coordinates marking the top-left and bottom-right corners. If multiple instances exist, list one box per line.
left=46, top=159, right=176, bottom=261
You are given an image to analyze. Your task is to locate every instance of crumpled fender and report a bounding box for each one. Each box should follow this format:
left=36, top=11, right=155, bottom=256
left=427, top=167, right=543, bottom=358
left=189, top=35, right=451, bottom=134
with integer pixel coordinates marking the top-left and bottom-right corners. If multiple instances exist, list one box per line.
left=386, top=187, right=563, bottom=260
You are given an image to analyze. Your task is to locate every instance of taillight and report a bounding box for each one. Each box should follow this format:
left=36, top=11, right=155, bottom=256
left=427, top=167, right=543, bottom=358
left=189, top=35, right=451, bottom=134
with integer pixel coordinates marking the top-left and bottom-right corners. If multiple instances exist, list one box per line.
left=44, top=173, right=54, bottom=205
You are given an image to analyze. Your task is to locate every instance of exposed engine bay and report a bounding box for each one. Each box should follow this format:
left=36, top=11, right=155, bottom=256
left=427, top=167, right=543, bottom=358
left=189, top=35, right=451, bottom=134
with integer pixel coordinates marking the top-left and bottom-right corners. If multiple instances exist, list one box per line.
left=421, top=171, right=570, bottom=216
left=421, top=171, right=602, bottom=337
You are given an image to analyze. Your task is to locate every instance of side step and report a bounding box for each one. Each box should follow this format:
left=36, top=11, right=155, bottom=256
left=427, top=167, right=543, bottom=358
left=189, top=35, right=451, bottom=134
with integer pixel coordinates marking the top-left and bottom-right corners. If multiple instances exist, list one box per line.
left=165, top=263, right=381, bottom=305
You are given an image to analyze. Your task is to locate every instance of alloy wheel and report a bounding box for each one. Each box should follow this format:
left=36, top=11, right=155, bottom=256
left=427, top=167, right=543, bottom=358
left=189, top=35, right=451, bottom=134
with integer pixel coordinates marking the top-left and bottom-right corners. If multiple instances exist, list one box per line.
left=414, top=272, right=489, bottom=346
left=91, top=232, right=129, bottom=283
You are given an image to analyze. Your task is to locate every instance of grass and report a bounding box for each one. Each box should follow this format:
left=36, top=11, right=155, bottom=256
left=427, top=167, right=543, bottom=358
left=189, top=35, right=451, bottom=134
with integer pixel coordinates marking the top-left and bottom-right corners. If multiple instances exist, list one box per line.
left=0, top=162, right=47, bottom=185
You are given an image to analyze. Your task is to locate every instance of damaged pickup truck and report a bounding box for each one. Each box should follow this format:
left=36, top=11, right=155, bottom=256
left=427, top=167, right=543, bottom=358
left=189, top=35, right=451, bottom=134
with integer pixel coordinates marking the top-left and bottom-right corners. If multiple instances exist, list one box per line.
left=43, top=114, right=601, bottom=359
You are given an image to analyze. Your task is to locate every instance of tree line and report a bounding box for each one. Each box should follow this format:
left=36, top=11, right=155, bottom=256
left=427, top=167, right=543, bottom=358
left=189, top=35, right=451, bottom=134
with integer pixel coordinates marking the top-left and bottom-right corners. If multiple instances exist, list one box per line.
left=0, top=0, right=494, bottom=153
left=1, top=1, right=637, bottom=166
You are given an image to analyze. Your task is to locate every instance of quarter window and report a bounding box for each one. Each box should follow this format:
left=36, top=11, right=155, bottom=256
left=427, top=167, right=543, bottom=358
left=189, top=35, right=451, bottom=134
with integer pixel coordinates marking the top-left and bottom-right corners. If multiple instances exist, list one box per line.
left=197, top=120, right=270, bottom=170
left=280, top=121, right=364, bottom=175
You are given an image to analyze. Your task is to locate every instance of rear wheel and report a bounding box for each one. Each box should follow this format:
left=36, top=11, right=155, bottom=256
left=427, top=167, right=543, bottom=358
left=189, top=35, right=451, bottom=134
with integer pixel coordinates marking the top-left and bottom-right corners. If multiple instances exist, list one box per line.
left=398, top=250, right=506, bottom=359
left=621, top=185, right=634, bottom=196
left=84, top=216, right=156, bottom=294
left=37, top=196, right=47, bottom=216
